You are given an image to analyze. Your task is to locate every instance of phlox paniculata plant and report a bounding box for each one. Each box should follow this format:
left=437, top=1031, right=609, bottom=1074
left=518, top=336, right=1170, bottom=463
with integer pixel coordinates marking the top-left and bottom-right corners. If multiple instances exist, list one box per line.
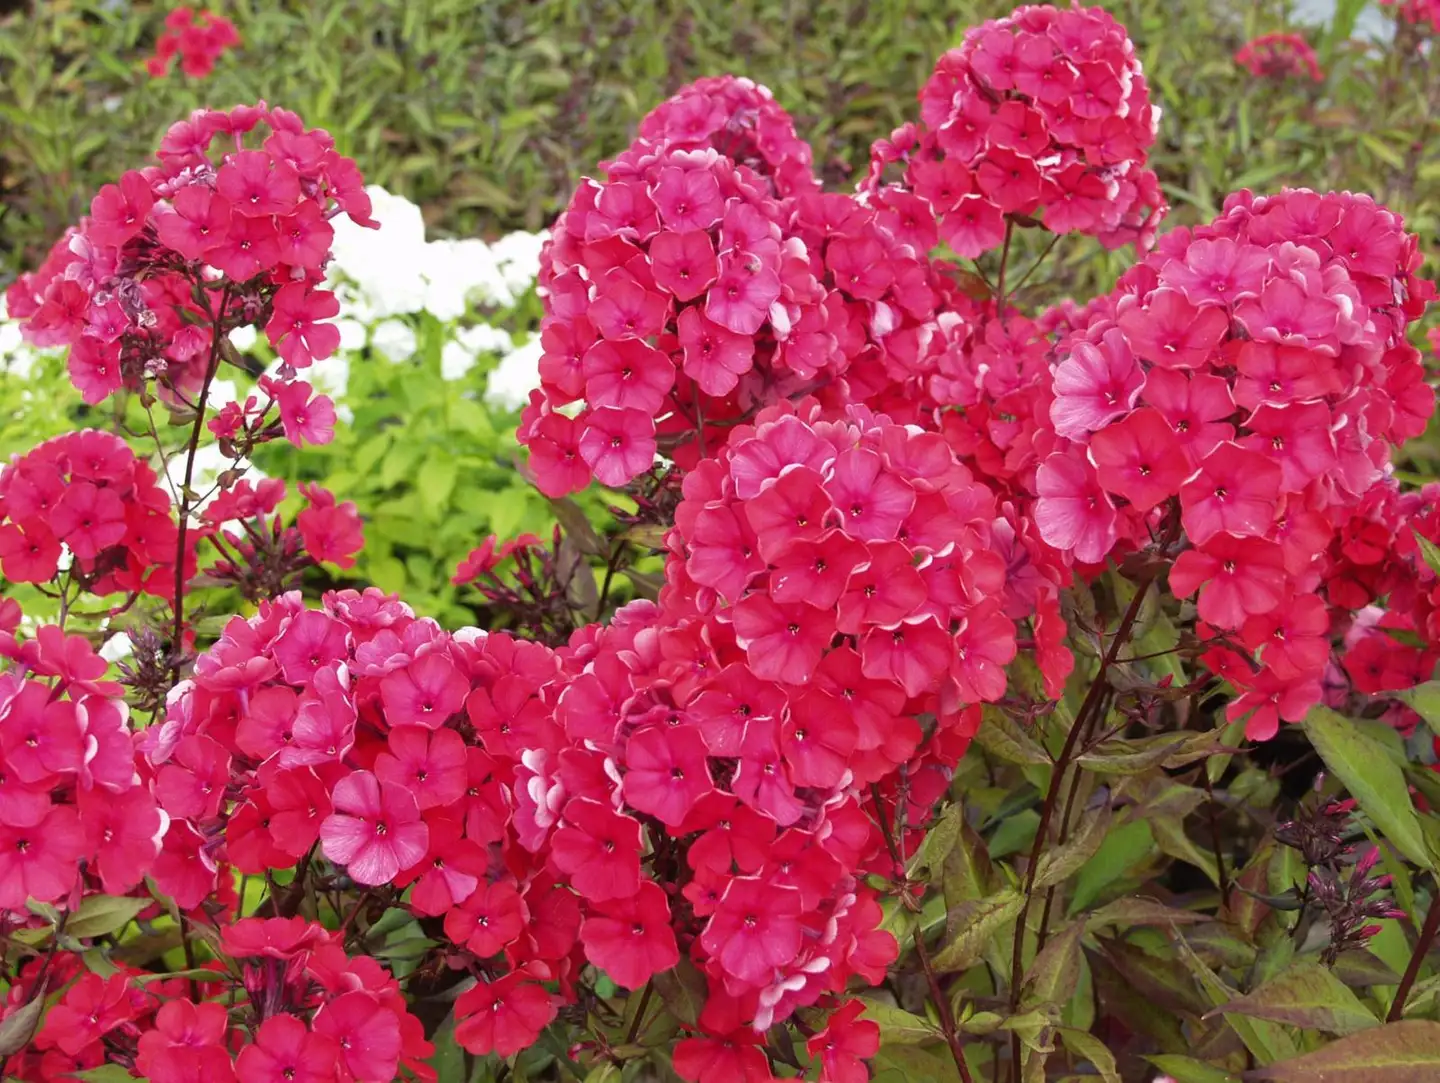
left=2, top=5, right=1440, bottom=1083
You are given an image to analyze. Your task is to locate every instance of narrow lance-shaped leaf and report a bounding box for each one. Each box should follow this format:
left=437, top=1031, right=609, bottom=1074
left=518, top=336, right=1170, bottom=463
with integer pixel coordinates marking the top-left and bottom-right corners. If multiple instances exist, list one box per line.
left=1301, top=707, right=1434, bottom=870
left=1212, top=960, right=1379, bottom=1036
left=932, top=888, right=1024, bottom=973
left=1242, top=1020, right=1440, bottom=1082
left=1032, top=803, right=1112, bottom=891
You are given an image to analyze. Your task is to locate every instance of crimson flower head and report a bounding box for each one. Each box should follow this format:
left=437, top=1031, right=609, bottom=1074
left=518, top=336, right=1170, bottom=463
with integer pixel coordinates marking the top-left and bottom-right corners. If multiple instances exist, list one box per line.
left=1235, top=32, right=1324, bottom=82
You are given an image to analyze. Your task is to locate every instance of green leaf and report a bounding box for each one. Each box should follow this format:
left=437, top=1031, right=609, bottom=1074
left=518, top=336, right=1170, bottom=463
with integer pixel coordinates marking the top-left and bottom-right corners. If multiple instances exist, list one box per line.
left=1032, top=803, right=1111, bottom=891
left=942, top=818, right=999, bottom=910
left=1145, top=1054, right=1242, bottom=1083
left=1413, top=529, right=1440, bottom=577
left=975, top=706, right=1051, bottom=766
left=72, top=1067, right=144, bottom=1083
left=1085, top=896, right=1208, bottom=931
left=909, top=802, right=961, bottom=883
left=417, top=455, right=459, bottom=517
left=1021, top=921, right=1084, bottom=1011
left=1173, top=931, right=1299, bottom=1065
left=871, top=1044, right=962, bottom=1083
left=858, top=997, right=943, bottom=1044
left=0, top=995, right=44, bottom=1056
left=1242, top=1021, right=1440, bottom=1081
left=1076, top=734, right=1190, bottom=775
left=1069, top=820, right=1157, bottom=914
left=931, top=888, right=1024, bottom=973
left=650, top=958, right=707, bottom=1026
left=1395, top=681, right=1440, bottom=738
left=1055, top=1026, right=1120, bottom=1083
left=64, top=895, right=151, bottom=939
left=1301, top=707, right=1435, bottom=870
left=1213, top=961, right=1379, bottom=1036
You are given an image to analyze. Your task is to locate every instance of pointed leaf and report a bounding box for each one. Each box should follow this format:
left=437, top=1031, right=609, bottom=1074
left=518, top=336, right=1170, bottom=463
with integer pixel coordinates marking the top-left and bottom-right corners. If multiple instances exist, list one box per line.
left=871, top=1045, right=962, bottom=1083
left=1301, top=707, right=1434, bottom=870
left=1056, top=1026, right=1121, bottom=1083
left=0, top=995, right=44, bottom=1056
left=1069, top=820, right=1157, bottom=914
left=859, top=997, right=943, bottom=1044
left=975, top=707, right=1051, bottom=766
left=1242, top=1020, right=1440, bottom=1081
left=943, top=819, right=999, bottom=911
left=63, top=895, right=152, bottom=940
left=1033, top=804, right=1112, bottom=891
left=1022, top=922, right=1084, bottom=1012
left=932, top=888, right=1024, bottom=973
left=1394, top=681, right=1440, bottom=738
left=1412, top=529, right=1440, bottom=578
left=910, top=803, right=961, bottom=882
left=1077, top=735, right=1189, bottom=775
left=1173, top=931, right=1299, bottom=1065
left=71, top=1068, right=142, bottom=1083
left=1213, top=961, right=1379, bottom=1036
left=1086, top=896, right=1208, bottom=931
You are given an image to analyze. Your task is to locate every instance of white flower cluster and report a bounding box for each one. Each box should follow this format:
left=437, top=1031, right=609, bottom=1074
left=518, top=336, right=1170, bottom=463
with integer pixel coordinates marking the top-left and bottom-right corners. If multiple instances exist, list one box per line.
left=315, top=184, right=549, bottom=408
left=229, top=186, right=547, bottom=416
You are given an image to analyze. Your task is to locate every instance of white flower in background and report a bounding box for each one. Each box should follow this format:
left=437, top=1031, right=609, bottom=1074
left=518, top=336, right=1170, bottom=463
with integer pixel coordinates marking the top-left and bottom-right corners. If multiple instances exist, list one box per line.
left=458, top=324, right=515, bottom=356
left=335, top=319, right=368, bottom=352
left=484, top=335, right=544, bottom=410
left=493, top=231, right=548, bottom=299
left=208, top=379, right=239, bottom=411
left=0, top=296, right=59, bottom=380
left=329, top=185, right=431, bottom=318
left=370, top=320, right=418, bottom=363
left=327, top=184, right=545, bottom=322
left=100, top=632, right=135, bottom=663
left=228, top=324, right=258, bottom=352
left=440, top=341, right=478, bottom=382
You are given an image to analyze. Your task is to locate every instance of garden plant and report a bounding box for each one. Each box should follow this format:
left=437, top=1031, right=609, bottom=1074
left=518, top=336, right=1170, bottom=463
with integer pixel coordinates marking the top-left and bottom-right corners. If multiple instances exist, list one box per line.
left=2, top=3, right=1440, bottom=1083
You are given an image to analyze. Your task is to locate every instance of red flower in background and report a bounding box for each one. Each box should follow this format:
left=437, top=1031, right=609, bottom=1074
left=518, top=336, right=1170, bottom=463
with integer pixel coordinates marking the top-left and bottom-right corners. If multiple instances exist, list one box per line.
left=147, top=9, right=241, bottom=80
left=1235, top=32, right=1324, bottom=83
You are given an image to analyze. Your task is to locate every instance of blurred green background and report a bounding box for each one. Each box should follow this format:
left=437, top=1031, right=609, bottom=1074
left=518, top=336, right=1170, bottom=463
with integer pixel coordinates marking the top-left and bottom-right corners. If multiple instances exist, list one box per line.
left=2, top=0, right=1438, bottom=623
left=5, top=0, right=1437, bottom=274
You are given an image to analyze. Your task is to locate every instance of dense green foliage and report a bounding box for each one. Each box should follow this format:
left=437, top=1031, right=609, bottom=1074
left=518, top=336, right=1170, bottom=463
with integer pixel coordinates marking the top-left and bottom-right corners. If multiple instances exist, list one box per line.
left=4, top=1, right=1436, bottom=275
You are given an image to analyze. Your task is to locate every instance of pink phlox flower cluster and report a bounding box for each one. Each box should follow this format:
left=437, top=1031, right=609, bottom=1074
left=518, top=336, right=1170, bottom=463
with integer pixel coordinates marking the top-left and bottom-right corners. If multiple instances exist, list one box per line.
left=1034, top=187, right=1435, bottom=739
left=0, top=604, right=165, bottom=917
left=623, top=74, right=821, bottom=199
left=0, top=430, right=182, bottom=597
left=864, top=2, right=1166, bottom=256
left=521, top=106, right=958, bottom=494
left=7, top=916, right=433, bottom=1083
left=1382, top=0, right=1440, bottom=31
left=146, top=8, right=240, bottom=79
left=5, top=104, right=373, bottom=443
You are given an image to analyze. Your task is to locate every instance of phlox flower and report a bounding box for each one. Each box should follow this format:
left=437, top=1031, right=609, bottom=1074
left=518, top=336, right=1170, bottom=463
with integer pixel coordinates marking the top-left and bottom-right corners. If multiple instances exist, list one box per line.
left=579, top=880, right=681, bottom=989
left=1034, top=454, right=1118, bottom=564
left=454, top=977, right=556, bottom=1058
left=318, top=770, right=429, bottom=886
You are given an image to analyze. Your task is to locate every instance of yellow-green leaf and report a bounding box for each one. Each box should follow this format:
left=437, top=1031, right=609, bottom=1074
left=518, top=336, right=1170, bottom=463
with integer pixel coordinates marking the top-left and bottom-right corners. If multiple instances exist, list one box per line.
left=1301, top=707, right=1434, bottom=870
left=1242, top=1020, right=1440, bottom=1082
left=1213, top=961, right=1379, bottom=1036
left=932, top=888, right=1024, bottom=973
